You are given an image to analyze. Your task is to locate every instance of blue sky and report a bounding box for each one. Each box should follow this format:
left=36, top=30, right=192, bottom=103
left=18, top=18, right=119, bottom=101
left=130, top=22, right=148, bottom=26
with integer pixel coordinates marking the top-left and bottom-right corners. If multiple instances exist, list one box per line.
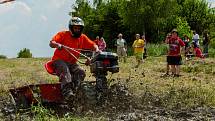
left=0, top=0, right=214, bottom=58
left=0, top=0, right=77, bottom=58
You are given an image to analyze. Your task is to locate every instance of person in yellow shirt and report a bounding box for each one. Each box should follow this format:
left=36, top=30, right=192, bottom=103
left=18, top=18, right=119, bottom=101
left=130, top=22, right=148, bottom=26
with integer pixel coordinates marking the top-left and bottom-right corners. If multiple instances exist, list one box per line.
left=132, top=34, right=144, bottom=68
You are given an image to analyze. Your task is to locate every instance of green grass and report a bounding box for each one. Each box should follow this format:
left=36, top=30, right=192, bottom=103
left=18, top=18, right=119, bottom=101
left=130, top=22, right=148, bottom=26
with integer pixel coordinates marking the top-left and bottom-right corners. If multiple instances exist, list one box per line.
left=0, top=56, right=215, bottom=120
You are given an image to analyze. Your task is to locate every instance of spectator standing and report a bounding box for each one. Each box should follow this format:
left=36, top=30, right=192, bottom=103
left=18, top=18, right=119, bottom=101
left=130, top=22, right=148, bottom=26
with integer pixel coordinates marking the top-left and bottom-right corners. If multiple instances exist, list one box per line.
left=192, top=31, right=200, bottom=46
left=183, top=34, right=190, bottom=55
left=97, top=37, right=106, bottom=51
left=132, top=34, right=144, bottom=68
left=203, top=31, right=210, bottom=57
left=94, top=36, right=100, bottom=45
left=166, top=29, right=185, bottom=77
left=116, top=33, right=127, bottom=62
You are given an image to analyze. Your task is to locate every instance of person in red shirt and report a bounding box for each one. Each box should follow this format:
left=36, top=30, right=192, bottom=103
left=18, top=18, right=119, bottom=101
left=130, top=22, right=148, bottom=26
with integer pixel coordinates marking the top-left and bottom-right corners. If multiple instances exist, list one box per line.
left=191, top=42, right=204, bottom=58
left=94, top=36, right=100, bottom=45
left=166, top=29, right=185, bottom=77
left=94, top=36, right=106, bottom=51
left=45, top=17, right=100, bottom=100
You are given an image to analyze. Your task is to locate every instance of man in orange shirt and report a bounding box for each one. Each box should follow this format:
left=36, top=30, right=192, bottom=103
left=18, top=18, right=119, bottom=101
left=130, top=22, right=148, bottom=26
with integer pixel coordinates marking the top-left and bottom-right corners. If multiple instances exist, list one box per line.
left=47, top=17, right=100, bottom=101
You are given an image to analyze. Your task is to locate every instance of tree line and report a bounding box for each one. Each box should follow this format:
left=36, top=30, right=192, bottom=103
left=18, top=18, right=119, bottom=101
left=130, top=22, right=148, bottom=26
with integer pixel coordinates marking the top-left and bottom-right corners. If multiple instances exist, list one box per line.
left=71, top=0, right=215, bottom=48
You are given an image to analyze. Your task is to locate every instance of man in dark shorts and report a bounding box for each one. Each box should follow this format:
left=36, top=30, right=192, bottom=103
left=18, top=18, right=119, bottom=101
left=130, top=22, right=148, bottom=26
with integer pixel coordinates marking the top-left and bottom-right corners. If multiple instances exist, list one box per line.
left=166, top=29, right=185, bottom=77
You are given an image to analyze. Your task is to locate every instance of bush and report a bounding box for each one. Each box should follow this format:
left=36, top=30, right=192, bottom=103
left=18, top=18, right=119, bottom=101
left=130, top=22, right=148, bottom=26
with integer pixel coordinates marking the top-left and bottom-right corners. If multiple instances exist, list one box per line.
left=146, top=43, right=168, bottom=56
left=0, top=55, right=7, bottom=59
left=210, top=39, right=215, bottom=49
left=17, top=48, right=33, bottom=58
left=209, top=48, right=215, bottom=58
left=176, top=17, right=192, bottom=39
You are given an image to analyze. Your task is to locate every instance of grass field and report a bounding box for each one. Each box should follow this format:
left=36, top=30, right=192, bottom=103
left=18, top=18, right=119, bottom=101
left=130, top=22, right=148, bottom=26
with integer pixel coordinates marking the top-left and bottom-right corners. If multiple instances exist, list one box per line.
left=0, top=56, right=215, bottom=120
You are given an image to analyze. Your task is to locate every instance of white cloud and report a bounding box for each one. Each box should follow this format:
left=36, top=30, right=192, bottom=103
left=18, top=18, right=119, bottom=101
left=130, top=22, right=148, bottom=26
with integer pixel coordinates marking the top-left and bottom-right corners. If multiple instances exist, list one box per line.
left=0, top=1, right=32, bottom=16
left=0, top=0, right=75, bottom=58
left=16, top=1, right=32, bottom=15
left=210, top=2, right=215, bottom=8
left=0, top=3, right=14, bottom=15
left=50, top=0, right=68, bottom=8
left=39, top=15, right=48, bottom=22
left=0, top=24, right=19, bottom=33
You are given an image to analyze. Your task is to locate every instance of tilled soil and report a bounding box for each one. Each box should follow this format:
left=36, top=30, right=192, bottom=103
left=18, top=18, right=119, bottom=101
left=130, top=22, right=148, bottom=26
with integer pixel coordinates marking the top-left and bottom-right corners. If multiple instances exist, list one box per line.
left=1, top=83, right=215, bottom=121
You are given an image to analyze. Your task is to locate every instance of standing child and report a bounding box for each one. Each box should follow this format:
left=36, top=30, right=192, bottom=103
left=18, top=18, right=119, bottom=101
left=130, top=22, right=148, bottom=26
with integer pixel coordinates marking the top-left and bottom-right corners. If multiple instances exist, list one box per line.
left=166, top=29, right=185, bottom=77
left=132, top=34, right=144, bottom=68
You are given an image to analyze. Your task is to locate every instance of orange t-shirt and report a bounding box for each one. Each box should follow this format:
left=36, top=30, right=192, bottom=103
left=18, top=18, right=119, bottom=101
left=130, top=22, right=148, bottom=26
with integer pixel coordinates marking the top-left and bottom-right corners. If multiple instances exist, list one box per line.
left=51, top=31, right=95, bottom=64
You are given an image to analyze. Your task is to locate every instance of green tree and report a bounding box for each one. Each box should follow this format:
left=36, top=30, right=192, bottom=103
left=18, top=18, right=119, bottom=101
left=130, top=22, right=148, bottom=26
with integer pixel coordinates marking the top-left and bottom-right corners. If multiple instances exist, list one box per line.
left=119, top=0, right=180, bottom=42
left=0, top=55, right=7, bottom=59
left=17, top=48, right=32, bottom=58
left=176, top=17, right=192, bottom=39
left=72, top=0, right=215, bottom=45
left=180, top=0, right=212, bottom=33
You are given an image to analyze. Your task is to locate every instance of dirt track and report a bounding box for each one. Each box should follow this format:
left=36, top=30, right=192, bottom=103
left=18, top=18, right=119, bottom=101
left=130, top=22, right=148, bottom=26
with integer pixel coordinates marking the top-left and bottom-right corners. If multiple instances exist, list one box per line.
left=1, top=83, right=215, bottom=121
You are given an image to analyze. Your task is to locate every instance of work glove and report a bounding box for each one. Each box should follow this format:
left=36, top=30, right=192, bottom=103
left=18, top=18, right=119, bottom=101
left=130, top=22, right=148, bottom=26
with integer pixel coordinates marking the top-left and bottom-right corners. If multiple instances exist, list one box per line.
left=95, top=48, right=102, bottom=54
left=57, top=43, right=63, bottom=50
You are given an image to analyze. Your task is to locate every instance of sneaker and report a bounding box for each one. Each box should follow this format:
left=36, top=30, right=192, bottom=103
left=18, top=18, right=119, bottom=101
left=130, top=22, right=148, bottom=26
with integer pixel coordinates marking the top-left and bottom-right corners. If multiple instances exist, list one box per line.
left=173, top=74, right=180, bottom=77
left=161, top=73, right=169, bottom=77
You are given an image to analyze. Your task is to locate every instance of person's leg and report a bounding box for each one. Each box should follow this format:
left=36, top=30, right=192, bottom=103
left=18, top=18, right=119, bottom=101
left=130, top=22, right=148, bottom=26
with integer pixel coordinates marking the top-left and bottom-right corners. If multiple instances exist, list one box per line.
left=52, top=60, right=71, bottom=86
left=174, top=56, right=182, bottom=77
left=166, top=56, right=171, bottom=75
left=166, top=64, right=170, bottom=74
left=171, top=65, right=176, bottom=75
left=52, top=60, right=74, bottom=99
left=135, top=53, right=143, bottom=68
left=175, top=65, right=180, bottom=75
left=117, top=47, right=122, bottom=62
left=69, top=63, right=86, bottom=90
left=122, top=47, right=127, bottom=63
left=203, top=44, right=209, bottom=57
left=135, top=54, right=139, bottom=68
left=206, top=45, right=209, bottom=57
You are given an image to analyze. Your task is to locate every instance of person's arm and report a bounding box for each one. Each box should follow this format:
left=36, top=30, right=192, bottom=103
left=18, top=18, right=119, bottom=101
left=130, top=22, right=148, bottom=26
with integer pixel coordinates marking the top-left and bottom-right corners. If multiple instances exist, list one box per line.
left=115, top=39, right=118, bottom=47
left=132, top=41, right=135, bottom=48
left=49, top=32, right=63, bottom=49
left=93, top=44, right=100, bottom=52
left=124, top=39, right=127, bottom=51
left=165, top=36, right=169, bottom=44
left=179, top=39, right=186, bottom=55
left=49, top=41, right=62, bottom=49
left=104, top=40, right=106, bottom=49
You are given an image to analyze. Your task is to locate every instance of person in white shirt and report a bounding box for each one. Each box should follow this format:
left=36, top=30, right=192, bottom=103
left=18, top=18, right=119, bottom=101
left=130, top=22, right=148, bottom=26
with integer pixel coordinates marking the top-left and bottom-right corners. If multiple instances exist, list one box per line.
left=192, top=31, right=200, bottom=46
left=116, top=33, right=127, bottom=62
